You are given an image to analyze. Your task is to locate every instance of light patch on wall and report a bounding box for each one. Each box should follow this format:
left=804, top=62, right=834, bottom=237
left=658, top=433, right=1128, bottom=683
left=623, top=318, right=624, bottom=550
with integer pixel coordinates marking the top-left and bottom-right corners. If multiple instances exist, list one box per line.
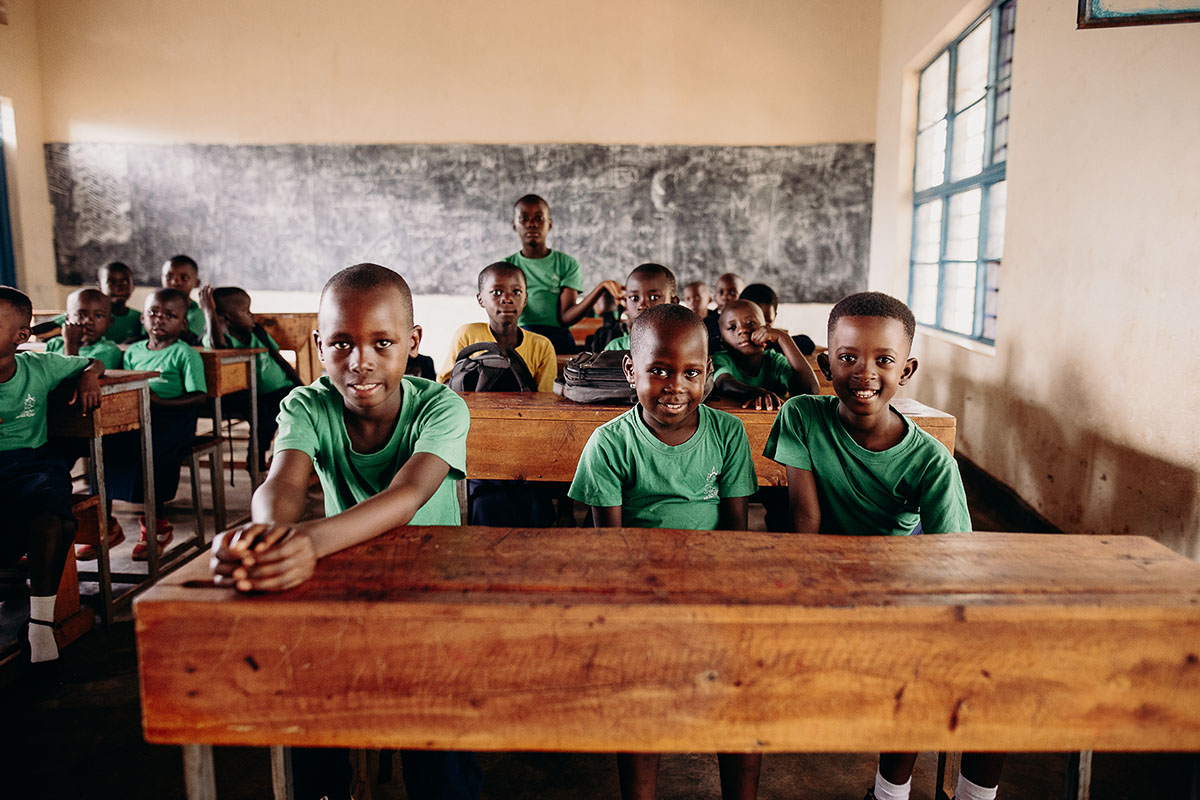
left=0, top=2, right=8, bottom=26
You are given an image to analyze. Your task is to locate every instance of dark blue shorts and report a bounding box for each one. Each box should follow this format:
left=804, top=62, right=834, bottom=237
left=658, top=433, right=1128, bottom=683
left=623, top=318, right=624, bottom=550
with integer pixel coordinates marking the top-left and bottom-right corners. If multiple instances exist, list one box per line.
left=0, top=446, right=75, bottom=564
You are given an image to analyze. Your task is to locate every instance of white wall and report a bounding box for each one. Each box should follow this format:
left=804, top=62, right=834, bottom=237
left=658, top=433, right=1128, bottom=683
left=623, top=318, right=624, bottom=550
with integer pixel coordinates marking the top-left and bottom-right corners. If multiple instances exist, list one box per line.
left=871, top=0, right=1200, bottom=555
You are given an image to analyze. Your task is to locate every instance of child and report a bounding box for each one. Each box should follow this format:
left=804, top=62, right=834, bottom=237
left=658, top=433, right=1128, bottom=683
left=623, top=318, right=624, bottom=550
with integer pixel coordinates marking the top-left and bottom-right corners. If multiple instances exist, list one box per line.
left=100, top=261, right=143, bottom=343
left=602, top=263, right=678, bottom=351
left=199, top=285, right=303, bottom=472
left=712, top=299, right=818, bottom=410
left=439, top=262, right=557, bottom=527
left=0, top=286, right=103, bottom=663
left=45, top=288, right=124, bottom=370
left=681, top=279, right=712, bottom=318
left=568, top=303, right=760, bottom=800
left=762, top=291, right=1002, bottom=800
left=161, top=254, right=206, bottom=341
left=704, top=272, right=744, bottom=347
left=437, top=262, right=557, bottom=392
left=105, top=288, right=207, bottom=558
left=210, top=263, right=480, bottom=800
left=739, top=283, right=817, bottom=356
left=507, top=194, right=624, bottom=354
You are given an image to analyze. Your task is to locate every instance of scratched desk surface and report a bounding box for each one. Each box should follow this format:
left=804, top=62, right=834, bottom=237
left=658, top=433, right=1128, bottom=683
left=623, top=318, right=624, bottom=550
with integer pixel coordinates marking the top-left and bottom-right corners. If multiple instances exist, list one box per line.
left=137, top=528, right=1200, bottom=754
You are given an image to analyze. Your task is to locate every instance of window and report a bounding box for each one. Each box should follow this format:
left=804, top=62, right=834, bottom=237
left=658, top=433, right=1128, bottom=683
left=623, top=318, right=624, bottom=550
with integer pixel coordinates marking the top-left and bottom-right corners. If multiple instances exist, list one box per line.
left=909, top=0, right=1015, bottom=344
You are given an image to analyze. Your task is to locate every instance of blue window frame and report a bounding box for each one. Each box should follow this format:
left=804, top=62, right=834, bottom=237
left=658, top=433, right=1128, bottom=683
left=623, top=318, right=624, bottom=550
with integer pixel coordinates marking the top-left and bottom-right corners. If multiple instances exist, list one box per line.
left=909, top=0, right=1015, bottom=344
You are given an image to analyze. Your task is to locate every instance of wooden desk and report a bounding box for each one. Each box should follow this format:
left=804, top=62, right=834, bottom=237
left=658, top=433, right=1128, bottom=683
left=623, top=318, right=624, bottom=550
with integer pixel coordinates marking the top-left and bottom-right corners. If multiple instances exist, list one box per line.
left=136, top=528, right=1200, bottom=798
left=257, top=313, right=320, bottom=385
left=197, top=348, right=264, bottom=509
left=463, top=393, right=956, bottom=485
left=570, top=317, right=603, bottom=347
left=49, top=370, right=160, bottom=623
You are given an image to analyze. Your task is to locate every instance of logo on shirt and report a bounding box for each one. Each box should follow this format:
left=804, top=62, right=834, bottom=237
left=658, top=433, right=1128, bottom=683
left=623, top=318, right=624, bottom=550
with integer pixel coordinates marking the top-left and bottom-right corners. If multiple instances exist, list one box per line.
left=700, top=466, right=720, bottom=500
left=15, top=393, right=37, bottom=420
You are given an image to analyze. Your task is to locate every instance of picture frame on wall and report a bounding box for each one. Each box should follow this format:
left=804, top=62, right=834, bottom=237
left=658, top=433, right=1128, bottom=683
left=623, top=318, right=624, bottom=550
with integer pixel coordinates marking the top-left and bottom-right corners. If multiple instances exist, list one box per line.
left=1077, top=0, right=1200, bottom=28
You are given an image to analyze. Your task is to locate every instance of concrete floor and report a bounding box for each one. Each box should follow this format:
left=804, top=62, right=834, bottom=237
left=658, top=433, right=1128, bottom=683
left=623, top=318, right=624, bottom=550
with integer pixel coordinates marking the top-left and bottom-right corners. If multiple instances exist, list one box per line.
left=0, top=423, right=1196, bottom=798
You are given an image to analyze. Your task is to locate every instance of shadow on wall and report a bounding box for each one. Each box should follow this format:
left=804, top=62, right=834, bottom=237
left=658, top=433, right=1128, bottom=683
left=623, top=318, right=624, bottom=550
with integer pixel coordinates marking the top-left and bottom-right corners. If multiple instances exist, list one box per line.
left=917, top=340, right=1199, bottom=560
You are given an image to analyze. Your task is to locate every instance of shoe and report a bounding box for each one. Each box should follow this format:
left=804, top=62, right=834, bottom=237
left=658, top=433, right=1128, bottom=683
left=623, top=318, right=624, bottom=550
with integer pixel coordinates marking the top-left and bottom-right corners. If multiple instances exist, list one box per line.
left=76, top=517, right=126, bottom=561
left=132, top=517, right=174, bottom=561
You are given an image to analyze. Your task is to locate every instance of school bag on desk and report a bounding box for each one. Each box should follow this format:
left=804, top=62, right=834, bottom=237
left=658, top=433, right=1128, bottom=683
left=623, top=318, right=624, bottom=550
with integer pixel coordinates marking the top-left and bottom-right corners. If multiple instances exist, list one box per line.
left=554, top=350, right=637, bottom=403
left=447, top=342, right=538, bottom=393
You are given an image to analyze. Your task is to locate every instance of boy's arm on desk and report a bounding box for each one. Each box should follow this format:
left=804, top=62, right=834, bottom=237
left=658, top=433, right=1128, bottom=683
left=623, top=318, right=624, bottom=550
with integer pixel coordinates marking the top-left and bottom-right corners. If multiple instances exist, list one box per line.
left=718, top=496, right=748, bottom=531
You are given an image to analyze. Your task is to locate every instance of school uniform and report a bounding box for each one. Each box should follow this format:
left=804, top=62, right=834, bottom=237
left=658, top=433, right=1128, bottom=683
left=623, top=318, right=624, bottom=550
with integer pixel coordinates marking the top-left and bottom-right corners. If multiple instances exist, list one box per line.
left=185, top=299, right=206, bottom=340
left=104, top=340, right=206, bottom=508
left=437, top=322, right=557, bottom=392
left=0, top=352, right=90, bottom=563
left=601, top=332, right=630, bottom=351
left=506, top=250, right=583, bottom=354
left=712, top=349, right=795, bottom=396
left=107, top=306, right=143, bottom=343
left=763, top=394, right=971, bottom=535
left=569, top=404, right=757, bottom=530
left=45, top=335, right=124, bottom=370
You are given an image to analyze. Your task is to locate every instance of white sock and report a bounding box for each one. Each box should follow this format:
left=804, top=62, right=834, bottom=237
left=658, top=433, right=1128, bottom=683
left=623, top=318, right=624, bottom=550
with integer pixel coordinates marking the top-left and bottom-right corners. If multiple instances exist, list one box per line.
left=29, top=594, right=59, bottom=663
left=873, top=769, right=910, bottom=800
left=956, top=773, right=998, bottom=800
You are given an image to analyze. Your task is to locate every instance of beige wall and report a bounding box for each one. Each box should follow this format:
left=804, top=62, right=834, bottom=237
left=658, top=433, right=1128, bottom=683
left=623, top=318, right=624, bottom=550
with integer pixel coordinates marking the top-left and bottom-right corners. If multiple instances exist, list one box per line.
left=871, top=0, right=1200, bottom=556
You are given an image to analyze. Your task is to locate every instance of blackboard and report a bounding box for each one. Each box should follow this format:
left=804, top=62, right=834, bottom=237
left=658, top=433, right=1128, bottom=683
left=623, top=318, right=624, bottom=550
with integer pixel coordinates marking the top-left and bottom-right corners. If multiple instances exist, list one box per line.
left=45, top=142, right=873, bottom=302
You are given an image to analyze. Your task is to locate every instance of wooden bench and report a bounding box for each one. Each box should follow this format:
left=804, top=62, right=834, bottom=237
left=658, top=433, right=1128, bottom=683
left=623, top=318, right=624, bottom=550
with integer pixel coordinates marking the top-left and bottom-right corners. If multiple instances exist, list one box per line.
left=135, top=528, right=1200, bottom=799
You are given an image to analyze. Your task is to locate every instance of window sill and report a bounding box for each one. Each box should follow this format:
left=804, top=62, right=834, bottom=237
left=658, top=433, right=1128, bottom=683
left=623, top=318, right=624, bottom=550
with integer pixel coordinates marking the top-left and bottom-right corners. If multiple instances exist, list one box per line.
left=916, top=325, right=997, bottom=357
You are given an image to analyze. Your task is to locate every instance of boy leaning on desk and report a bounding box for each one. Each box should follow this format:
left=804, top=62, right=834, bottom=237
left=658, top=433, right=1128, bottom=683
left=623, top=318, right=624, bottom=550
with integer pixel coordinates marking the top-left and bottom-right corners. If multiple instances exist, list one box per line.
left=209, top=263, right=481, bottom=800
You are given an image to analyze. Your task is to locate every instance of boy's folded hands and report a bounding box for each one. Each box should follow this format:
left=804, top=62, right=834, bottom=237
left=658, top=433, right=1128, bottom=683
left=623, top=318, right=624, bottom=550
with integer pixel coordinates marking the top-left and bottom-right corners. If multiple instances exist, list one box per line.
left=211, top=522, right=317, bottom=592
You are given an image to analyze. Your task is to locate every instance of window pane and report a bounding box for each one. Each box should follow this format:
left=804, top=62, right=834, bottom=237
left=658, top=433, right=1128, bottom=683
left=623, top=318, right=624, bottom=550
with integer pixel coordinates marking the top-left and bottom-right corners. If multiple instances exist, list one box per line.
left=913, top=199, right=943, bottom=263
left=950, top=101, right=986, bottom=181
left=910, top=262, right=939, bottom=325
left=942, top=262, right=977, bottom=335
left=955, top=18, right=992, bottom=110
left=985, top=180, right=1006, bottom=259
left=918, top=53, right=949, bottom=131
left=945, top=189, right=981, bottom=261
left=914, top=120, right=947, bottom=191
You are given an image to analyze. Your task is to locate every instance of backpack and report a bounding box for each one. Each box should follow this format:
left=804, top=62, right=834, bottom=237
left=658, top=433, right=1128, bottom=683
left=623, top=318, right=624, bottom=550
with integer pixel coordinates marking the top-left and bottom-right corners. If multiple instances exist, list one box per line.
left=554, top=350, right=637, bottom=404
left=584, top=311, right=626, bottom=352
left=447, top=342, right=538, bottom=393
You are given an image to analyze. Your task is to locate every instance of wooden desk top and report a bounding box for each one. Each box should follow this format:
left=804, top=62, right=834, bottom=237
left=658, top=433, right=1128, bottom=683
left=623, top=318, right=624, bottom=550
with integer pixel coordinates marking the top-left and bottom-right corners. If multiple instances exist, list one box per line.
left=463, top=393, right=956, bottom=484
left=570, top=317, right=603, bottom=345
left=49, top=370, right=158, bottom=438
left=136, top=528, right=1200, bottom=752
left=196, top=347, right=266, bottom=398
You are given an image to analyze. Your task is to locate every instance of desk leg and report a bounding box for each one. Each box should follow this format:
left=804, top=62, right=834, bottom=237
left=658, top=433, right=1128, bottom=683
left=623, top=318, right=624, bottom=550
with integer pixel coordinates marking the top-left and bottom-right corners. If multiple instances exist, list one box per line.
left=139, top=385, right=160, bottom=579
left=211, top=396, right=227, bottom=533
left=1064, top=750, right=1092, bottom=800
left=248, top=361, right=261, bottom=490
left=88, top=434, right=114, bottom=625
left=270, top=746, right=294, bottom=800
left=183, top=744, right=216, bottom=800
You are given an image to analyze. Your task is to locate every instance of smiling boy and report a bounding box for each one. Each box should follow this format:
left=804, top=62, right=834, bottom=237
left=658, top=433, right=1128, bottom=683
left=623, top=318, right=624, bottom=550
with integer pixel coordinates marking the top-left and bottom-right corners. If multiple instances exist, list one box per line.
left=713, top=299, right=818, bottom=410
left=602, top=263, right=678, bottom=352
left=568, top=303, right=760, bottom=800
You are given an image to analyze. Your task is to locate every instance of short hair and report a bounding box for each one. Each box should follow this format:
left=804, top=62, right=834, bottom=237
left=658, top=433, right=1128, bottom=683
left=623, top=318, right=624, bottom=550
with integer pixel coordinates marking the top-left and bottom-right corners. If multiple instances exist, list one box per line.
left=67, top=288, right=112, bottom=311
left=321, top=263, right=414, bottom=322
left=626, top=263, right=677, bottom=295
left=514, top=194, right=549, bottom=212
left=165, top=254, right=199, bottom=273
left=477, top=261, right=526, bottom=294
left=100, top=261, right=132, bottom=277
left=719, top=298, right=764, bottom=325
left=630, top=303, right=707, bottom=359
left=148, top=287, right=189, bottom=312
left=716, top=272, right=745, bottom=288
left=739, top=283, right=778, bottom=310
left=682, top=280, right=709, bottom=294
left=0, top=286, right=33, bottom=323
left=827, top=291, right=916, bottom=344
left=212, top=286, right=251, bottom=314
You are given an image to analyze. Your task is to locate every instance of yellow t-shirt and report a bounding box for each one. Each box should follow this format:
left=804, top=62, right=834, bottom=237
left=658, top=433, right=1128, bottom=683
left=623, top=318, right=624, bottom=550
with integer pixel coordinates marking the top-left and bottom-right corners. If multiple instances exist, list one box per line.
left=437, top=322, right=557, bottom=392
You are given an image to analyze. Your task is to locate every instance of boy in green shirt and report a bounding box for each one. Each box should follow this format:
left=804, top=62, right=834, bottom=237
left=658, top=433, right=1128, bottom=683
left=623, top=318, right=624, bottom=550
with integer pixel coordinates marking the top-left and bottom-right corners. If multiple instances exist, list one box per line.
left=45, top=288, right=124, bottom=369
left=762, top=291, right=1001, bottom=800
left=569, top=304, right=760, bottom=800
left=601, top=263, right=678, bottom=352
left=0, top=286, right=103, bottom=664
left=712, top=299, right=818, bottom=410
left=507, top=193, right=623, bottom=354
left=199, top=285, right=302, bottom=472
left=100, top=261, right=143, bottom=343
left=210, top=263, right=479, bottom=800
left=161, top=254, right=206, bottom=341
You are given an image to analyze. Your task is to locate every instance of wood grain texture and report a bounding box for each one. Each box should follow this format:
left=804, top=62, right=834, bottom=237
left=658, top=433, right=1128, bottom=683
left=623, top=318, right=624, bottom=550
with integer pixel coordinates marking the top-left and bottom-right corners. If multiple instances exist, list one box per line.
left=136, top=529, right=1200, bottom=753
left=48, top=370, right=156, bottom=438
left=463, top=393, right=956, bottom=484
left=197, top=348, right=262, bottom=398
left=258, top=313, right=322, bottom=385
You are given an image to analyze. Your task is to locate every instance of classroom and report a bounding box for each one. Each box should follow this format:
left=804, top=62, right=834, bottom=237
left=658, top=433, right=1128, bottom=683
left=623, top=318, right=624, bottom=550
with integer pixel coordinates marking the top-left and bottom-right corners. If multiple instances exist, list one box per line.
left=1, top=0, right=1198, bottom=798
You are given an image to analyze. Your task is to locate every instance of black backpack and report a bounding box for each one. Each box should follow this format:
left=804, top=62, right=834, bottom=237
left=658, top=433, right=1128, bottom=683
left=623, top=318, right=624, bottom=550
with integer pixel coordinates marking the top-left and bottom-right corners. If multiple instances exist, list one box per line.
left=554, top=350, right=637, bottom=404
left=584, top=311, right=626, bottom=352
left=447, top=342, right=538, bottom=393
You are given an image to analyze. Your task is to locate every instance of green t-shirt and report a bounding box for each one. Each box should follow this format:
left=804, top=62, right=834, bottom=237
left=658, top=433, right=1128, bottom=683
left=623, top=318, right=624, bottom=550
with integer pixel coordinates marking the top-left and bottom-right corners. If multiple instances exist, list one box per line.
left=46, top=336, right=124, bottom=370
left=273, top=375, right=468, bottom=521
left=203, top=328, right=296, bottom=395
left=602, top=333, right=631, bottom=352
left=569, top=404, right=757, bottom=530
left=763, top=394, right=971, bottom=536
left=107, top=306, right=144, bottom=343
left=124, top=340, right=207, bottom=399
left=506, top=250, right=583, bottom=328
left=0, top=351, right=90, bottom=451
left=186, top=299, right=206, bottom=339
left=712, top=349, right=794, bottom=396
